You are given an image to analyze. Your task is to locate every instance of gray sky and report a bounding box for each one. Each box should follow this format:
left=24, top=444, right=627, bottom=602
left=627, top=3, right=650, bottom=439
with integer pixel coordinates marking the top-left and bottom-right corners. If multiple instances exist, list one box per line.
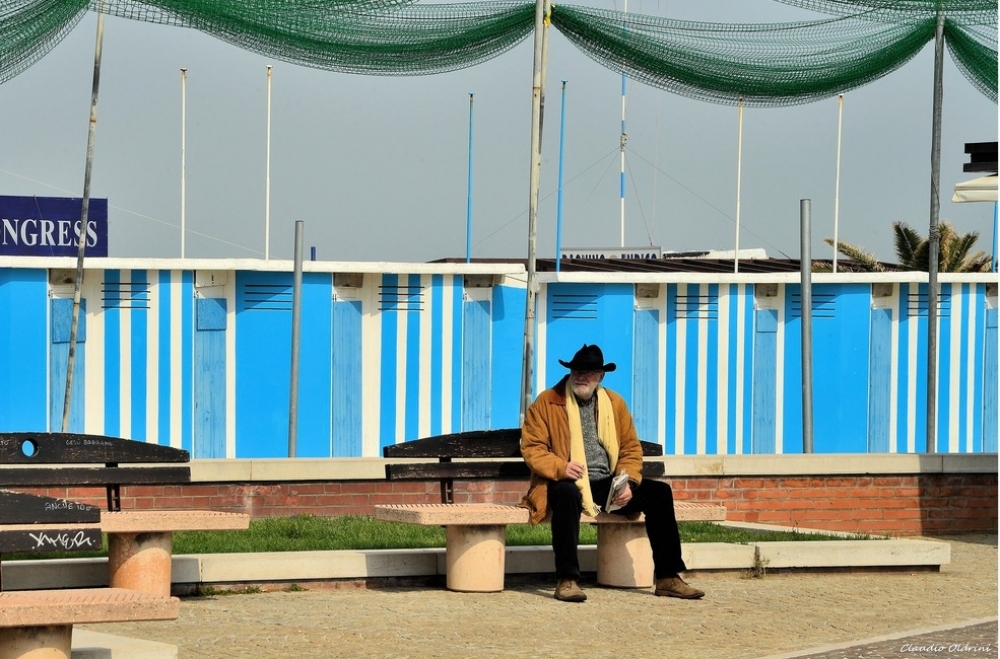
left=0, top=0, right=996, bottom=264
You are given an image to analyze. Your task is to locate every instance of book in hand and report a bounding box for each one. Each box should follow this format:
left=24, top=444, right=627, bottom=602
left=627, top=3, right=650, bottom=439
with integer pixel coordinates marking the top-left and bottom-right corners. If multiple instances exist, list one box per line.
left=605, top=471, right=630, bottom=513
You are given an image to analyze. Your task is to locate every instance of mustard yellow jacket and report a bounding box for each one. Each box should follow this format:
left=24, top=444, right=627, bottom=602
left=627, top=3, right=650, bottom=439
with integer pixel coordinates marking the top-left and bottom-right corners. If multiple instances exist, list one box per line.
left=519, top=375, right=645, bottom=524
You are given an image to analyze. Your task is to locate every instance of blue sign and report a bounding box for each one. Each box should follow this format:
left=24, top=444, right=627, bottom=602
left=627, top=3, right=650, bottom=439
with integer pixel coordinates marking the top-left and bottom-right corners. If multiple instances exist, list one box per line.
left=0, top=196, right=109, bottom=257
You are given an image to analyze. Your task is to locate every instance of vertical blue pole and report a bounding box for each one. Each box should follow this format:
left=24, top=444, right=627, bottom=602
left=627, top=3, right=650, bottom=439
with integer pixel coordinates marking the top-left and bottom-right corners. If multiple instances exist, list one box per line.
left=466, top=92, right=474, bottom=263
left=556, top=80, right=567, bottom=272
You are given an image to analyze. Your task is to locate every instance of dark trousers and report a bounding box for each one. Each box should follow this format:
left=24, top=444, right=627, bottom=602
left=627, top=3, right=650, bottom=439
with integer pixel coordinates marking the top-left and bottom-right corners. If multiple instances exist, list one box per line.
left=548, top=478, right=688, bottom=581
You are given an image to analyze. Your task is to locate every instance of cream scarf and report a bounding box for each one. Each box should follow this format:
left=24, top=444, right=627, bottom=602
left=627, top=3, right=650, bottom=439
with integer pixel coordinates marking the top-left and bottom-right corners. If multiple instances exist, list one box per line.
left=565, top=380, right=619, bottom=515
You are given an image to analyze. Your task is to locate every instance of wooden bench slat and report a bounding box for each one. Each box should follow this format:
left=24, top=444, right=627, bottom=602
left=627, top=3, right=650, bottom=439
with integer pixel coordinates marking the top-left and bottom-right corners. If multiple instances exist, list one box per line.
left=383, top=429, right=523, bottom=458
left=642, top=462, right=665, bottom=477
left=0, top=588, right=179, bottom=626
left=0, top=491, right=103, bottom=554
left=386, top=461, right=665, bottom=481
left=0, top=466, right=191, bottom=487
left=383, top=429, right=664, bottom=459
left=0, top=526, right=102, bottom=553
left=0, top=433, right=190, bottom=464
left=0, top=490, right=100, bottom=525
left=382, top=429, right=666, bottom=508
left=386, top=462, right=530, bottom=480
left=640, top=441, right=664, bottom=457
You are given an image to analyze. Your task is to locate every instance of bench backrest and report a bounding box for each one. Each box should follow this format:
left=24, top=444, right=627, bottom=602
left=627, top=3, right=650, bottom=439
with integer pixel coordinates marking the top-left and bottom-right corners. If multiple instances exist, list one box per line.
left=0, top=489, right=103, bottom=590
left=383, top=428, right=666, bottom=503
left=0, top=433, right=191, bottom=511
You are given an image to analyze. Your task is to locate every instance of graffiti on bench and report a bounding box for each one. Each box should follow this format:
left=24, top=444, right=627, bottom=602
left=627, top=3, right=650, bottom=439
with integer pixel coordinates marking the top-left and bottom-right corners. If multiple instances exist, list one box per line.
left=26, top=530, right=98, bottom=552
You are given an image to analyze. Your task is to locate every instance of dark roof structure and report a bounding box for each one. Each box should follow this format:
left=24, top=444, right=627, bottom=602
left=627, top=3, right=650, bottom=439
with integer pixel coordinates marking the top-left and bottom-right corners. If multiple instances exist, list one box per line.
left=434, top=257, right=903, bottom=274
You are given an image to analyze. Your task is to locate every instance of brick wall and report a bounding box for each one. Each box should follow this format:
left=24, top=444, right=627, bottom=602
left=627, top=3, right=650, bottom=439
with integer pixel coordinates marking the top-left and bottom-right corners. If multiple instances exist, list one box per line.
left=21, top=471, right=997, bottom=536
left=675, top=474, right=998, bottom=536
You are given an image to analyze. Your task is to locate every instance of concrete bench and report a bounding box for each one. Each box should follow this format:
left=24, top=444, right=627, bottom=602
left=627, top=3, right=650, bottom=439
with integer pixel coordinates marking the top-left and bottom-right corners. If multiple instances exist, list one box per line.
left=0, top=490, right=180, bottom=659
left=374, top=502, right=725, bottom=592
left=99, top=510, right=251, bottom=596
left=0, top=588, right=179, bottom=659
left=379, top=429, right=727, bottom=592
left=0, top=432, right=249, bottom=596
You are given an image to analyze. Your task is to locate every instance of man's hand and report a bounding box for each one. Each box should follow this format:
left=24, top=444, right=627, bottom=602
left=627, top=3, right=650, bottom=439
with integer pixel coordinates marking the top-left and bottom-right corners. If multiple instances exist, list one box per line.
left=563, top=460, right=585, bottom=481
left=613, top=483, right=633, bottom=507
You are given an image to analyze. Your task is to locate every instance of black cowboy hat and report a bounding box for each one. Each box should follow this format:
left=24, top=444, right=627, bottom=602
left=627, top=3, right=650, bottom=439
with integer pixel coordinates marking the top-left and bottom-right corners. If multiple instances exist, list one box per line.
left=558, top=344, right=616, bottom=372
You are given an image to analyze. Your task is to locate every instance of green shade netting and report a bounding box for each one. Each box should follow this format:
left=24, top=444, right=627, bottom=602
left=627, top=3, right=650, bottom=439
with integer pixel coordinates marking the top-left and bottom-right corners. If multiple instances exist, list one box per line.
left=774, top=0, right=995, bottom=22
left=0, top=0, right=996, bottom=104
left=944, top=20, right=998, bottom=98
left=552, top=8, right=937, bottom=106
left=1, top=0, right=90, bottom=83
left=99, top=0, right=537, bottom=75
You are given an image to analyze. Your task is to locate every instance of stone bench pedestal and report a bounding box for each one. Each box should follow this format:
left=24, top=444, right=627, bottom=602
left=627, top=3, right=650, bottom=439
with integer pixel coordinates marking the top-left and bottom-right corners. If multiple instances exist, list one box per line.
left=446, top=525, right=507, bottom=592
left=596, top=524, right=654, bottom=587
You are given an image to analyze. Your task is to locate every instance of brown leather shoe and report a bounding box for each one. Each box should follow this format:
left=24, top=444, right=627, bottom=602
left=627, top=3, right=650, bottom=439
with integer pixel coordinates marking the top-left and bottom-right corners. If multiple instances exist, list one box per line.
left=654, top=576, right=705, bottom=599
left=554, top=579, right=587, bottom=602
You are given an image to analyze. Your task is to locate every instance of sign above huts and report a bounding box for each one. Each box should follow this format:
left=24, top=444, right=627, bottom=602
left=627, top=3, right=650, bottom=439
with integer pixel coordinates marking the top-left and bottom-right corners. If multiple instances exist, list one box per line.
left=561, top=246, right=663, bottom=260
left=0, top=195, right=108, bottom=257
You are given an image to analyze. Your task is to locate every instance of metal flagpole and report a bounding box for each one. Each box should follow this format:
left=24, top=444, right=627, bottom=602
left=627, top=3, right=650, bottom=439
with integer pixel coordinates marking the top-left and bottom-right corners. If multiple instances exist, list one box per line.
left=734, top=97, right=744, bottom=273
left=181, top=68, right=187, bottom=259
left=520, top=0, right=551, bottom=423
left=265, top=64, right=273, bottom=260
left=800, top=199, right=815, bottom=453
left=832, top=94, right=843, bottom=273
left=925, top=11, right=945, bottom=453
left=62, top=8, right=106, bottom=432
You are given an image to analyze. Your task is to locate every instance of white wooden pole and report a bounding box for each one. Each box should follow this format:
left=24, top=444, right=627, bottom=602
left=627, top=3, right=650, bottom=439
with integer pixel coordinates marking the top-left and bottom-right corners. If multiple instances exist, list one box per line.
left=832, top=94, right=844, bottom=273
left=180, top=67, right=187, bottom=259
left=734, top=97, right=744, bottom=273
left=466, top=92, right=474, bottom=263
left=265, top=64, right=272, bottom=260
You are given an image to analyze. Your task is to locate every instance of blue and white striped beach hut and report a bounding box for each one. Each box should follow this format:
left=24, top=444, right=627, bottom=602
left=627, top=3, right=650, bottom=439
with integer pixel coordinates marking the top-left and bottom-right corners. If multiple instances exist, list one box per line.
left=1, top=257, right=994, bottom=457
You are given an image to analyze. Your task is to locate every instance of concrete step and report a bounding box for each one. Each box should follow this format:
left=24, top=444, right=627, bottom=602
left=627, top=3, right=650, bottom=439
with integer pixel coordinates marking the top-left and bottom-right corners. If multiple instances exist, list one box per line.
left=3, top=526, right=950, bottom=591
left=72, top=630, right=177, bottom=659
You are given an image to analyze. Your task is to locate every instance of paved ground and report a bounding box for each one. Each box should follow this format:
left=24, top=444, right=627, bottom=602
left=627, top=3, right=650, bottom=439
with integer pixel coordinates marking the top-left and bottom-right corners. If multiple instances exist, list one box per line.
left=86, top=534, right=997, bottom=659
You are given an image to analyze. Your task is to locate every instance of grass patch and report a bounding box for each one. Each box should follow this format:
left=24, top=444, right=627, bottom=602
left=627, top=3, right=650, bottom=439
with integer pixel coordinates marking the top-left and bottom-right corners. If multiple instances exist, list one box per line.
left=176, top=515, right=452, bottom=554
left=197, top=584, right=262, bottom=596
left=679, top=521, right=866, bottom=543
left=5, top=515, right=865, bottom=560
left=173, top=516, right=859, bottom=554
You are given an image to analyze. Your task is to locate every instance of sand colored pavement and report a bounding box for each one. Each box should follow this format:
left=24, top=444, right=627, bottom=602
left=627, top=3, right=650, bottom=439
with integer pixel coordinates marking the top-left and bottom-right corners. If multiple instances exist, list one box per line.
left=85, top=534, right=997, bottom=659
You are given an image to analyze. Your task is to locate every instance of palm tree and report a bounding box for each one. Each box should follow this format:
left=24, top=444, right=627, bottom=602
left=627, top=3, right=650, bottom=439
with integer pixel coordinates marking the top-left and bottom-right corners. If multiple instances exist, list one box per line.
left=824, top=221, right=993, bottom=273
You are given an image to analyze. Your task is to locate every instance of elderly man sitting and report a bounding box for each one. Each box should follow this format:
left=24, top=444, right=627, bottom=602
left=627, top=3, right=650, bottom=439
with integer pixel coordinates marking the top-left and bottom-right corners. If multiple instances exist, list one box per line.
left=519, top=343, right=704, bottom=603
